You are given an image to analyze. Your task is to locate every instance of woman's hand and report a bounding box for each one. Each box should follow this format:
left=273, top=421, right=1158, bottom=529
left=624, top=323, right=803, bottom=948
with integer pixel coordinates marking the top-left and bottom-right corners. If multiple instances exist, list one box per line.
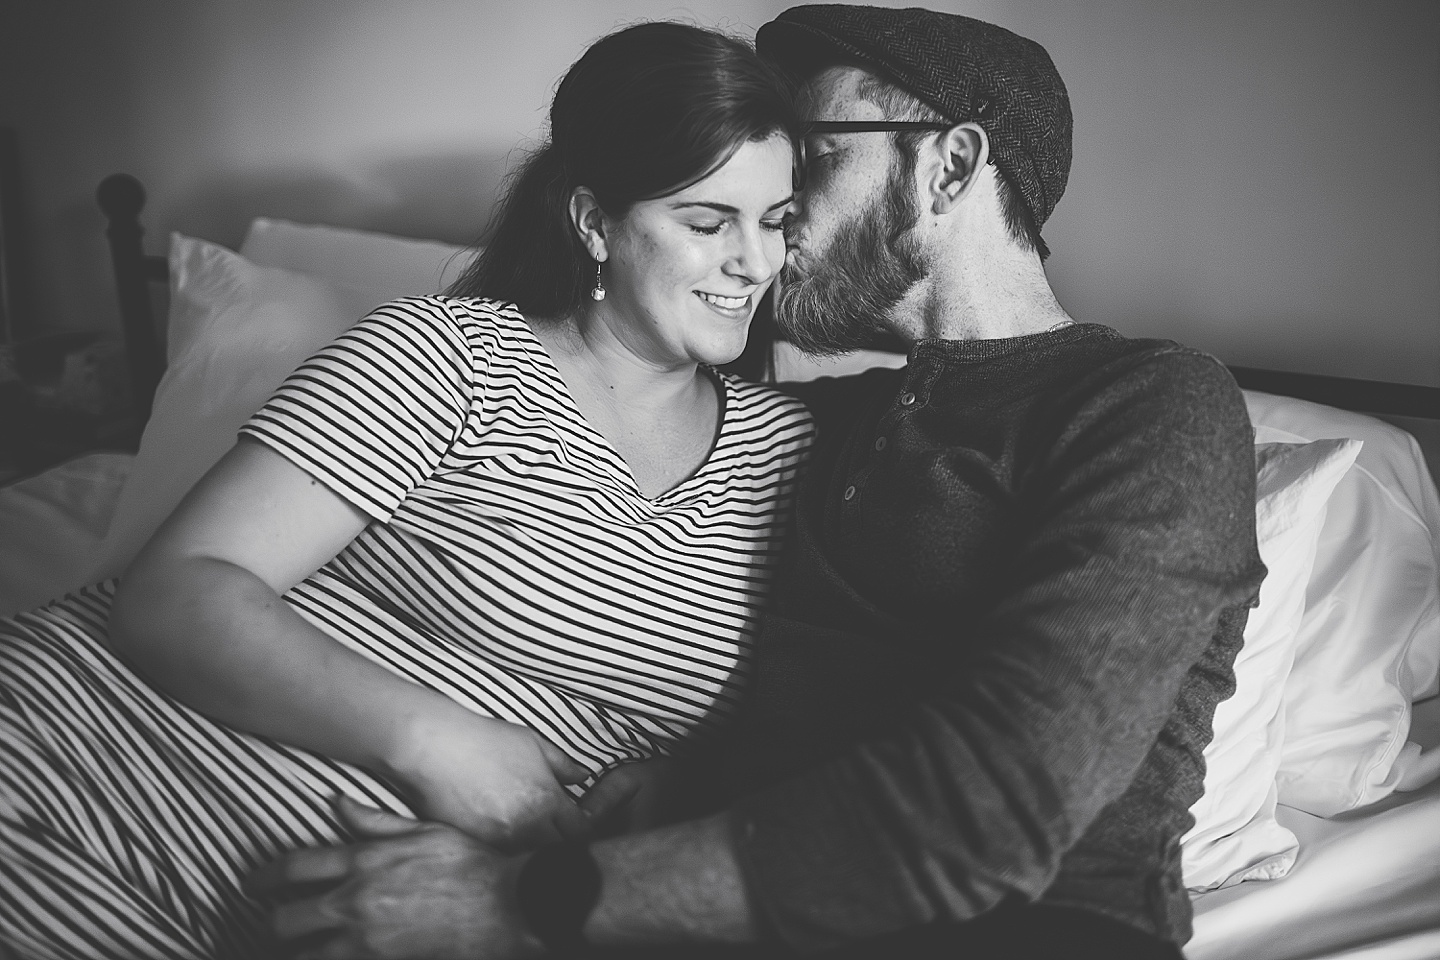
left=581, top=756, right=682, bottom=837
left=388, top=708, right=592, bottom=852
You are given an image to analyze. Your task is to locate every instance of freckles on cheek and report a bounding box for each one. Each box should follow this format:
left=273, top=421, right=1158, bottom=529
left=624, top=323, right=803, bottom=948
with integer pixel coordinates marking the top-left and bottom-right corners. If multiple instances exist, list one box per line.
left=635, top=228, right=664, bottom=257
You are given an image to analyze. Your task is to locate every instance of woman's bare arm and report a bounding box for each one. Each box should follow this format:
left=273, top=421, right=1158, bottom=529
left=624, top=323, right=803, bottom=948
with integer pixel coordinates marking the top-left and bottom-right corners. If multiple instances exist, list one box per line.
left=109, top=438, right=588, bottom=847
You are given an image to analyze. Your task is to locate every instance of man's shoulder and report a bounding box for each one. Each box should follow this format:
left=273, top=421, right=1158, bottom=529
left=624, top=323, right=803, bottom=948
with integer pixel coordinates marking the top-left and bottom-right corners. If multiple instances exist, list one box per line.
left=1058, top=337, right=1254, bottom=474
left=1083, top=338, right=1244, bottom=416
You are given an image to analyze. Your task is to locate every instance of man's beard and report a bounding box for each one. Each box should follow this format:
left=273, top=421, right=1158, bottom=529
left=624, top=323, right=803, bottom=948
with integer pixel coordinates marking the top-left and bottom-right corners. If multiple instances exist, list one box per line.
left=775, top=151, right=927, bottom=356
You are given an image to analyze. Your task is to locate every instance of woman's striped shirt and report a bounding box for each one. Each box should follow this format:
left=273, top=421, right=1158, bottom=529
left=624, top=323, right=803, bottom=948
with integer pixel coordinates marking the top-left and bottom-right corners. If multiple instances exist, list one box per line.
left=0, top=296, right=813, bottom=957
left=240, top=296, right=816, bottom=774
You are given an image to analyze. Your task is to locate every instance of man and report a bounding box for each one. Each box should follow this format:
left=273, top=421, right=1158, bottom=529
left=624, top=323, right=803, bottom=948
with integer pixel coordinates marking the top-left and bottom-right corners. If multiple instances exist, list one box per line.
left=247, top=6, right=1264, bottom=957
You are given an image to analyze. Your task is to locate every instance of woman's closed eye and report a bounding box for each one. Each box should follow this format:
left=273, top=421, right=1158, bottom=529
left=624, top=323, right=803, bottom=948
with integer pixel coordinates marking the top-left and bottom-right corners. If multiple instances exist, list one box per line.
left=689, top=217, right=788, bottom=236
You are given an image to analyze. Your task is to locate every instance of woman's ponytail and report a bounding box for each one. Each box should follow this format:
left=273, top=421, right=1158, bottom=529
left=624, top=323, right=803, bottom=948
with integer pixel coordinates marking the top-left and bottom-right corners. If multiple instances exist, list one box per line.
left=447, top=143, right=587, bottom=315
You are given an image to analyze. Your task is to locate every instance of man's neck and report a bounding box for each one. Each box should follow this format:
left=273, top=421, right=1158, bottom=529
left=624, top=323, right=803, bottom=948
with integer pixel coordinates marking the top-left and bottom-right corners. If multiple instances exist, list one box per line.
left=888, top=237, right=1073, bottom=344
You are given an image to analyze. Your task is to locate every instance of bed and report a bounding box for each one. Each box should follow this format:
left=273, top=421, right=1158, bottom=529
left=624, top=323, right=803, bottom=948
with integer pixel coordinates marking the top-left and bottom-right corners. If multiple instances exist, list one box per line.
left=1, top=173, right=1437, bottom=959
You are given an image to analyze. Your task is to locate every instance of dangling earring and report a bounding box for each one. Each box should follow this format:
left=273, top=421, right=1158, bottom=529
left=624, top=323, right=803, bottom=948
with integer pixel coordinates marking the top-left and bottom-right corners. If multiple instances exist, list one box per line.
left=591, top=259, right=606, bottom=301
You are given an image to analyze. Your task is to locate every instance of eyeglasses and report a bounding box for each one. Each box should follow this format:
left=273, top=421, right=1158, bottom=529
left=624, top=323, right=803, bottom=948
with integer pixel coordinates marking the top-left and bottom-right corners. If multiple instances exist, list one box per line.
left=794, top=116, right=998, bottom=186
left=802, top=121, right=954, bottom=136
left=795, top=122, right=956, bottom=186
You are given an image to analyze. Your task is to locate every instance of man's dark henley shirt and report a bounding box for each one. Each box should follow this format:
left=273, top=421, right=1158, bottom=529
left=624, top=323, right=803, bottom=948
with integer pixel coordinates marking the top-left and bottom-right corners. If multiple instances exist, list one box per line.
left=728, top=323, right=1266, bottom=951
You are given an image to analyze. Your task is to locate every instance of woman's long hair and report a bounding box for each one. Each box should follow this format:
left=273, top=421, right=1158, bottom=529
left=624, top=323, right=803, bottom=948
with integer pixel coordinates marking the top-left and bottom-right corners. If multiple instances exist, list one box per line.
left=448, top=21, right=800, bottom=343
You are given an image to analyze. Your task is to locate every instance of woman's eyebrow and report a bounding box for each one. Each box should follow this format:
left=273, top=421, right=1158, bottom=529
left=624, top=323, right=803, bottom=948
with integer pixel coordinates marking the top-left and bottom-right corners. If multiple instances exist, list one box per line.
left=670, top=201, right=738, bottom=214
left=669, top=196, right=794, bottom=214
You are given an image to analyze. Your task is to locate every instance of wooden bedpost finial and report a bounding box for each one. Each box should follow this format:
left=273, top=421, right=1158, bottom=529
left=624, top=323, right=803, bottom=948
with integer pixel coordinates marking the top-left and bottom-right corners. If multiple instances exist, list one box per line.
left=96, top=172, right=161, bottom=423
left=96, top=173, right=146, bottom=223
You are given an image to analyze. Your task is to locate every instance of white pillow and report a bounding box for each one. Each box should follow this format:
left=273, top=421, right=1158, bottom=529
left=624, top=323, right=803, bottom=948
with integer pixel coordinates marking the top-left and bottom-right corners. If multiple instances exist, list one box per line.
left=1182, top=438, right=1362, bottom=892
left=239, top=218, right=470, bottom=307
left=1245, top=391, right=1440, bottom=815
left=90, top=235, right=381, bottom=580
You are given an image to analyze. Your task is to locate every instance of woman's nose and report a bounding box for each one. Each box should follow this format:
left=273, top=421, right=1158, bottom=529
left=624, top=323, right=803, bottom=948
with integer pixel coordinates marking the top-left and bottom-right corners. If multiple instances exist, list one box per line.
left=726, top=223, right=780, bottom=283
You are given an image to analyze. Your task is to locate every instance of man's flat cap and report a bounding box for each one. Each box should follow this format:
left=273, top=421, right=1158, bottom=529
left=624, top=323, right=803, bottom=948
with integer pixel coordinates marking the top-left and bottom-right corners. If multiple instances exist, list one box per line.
left=757, top=4, right=1072, bottom=229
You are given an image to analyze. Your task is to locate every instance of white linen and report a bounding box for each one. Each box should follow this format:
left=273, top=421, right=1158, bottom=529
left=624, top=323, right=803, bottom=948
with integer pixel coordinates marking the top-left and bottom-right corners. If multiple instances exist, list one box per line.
left=0, top=452, right=132, bottom=617
left=1188, top=695, right=1440, bottom=960
left=1247, top=392, right=1440, bottom=815
left=239, top=217, right=468, bottom=306
left=1182, top=439, right=1362, bottom=891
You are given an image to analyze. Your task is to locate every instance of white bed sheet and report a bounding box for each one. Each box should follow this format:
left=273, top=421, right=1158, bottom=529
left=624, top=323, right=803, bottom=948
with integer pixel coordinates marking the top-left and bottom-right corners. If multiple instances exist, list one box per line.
left=1189, top=694, right=1440, bottom=960
left=0, top=451, right=132, bottom=617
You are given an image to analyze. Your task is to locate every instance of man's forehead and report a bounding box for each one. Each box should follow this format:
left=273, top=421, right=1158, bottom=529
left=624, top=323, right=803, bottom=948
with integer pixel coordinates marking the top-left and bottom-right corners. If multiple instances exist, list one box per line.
left=798, top=65, right=888, bottom=122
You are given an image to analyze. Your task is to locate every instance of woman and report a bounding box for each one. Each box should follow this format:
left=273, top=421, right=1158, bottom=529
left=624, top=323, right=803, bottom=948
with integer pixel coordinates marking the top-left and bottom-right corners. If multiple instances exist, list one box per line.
left=0, top=22, right=811, bottom=958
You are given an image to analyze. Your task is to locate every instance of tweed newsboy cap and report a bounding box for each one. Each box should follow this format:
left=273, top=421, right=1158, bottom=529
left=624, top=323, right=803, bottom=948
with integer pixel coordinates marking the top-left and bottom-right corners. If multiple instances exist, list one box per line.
left=756, top=4, right=1072, bottom=229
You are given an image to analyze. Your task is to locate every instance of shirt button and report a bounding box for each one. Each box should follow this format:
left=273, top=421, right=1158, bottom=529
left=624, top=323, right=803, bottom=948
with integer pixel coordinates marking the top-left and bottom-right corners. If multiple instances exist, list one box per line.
left=843, top=485, right=857, bottom=501
left=898, top=391, right=917, bottom=407
left=874, top=436, right=887, bottom=452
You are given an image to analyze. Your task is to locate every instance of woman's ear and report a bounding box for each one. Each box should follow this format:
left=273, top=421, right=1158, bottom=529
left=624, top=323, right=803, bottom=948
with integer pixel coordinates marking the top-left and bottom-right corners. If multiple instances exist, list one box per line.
left=930, top=123, right=989, bottom=215
left=568, top=187, right=609, bottom=262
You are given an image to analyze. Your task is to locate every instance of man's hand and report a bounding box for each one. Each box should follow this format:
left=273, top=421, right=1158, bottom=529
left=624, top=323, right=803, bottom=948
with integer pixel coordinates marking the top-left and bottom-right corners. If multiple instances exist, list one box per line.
left=245, top=796, right=542, bottom=959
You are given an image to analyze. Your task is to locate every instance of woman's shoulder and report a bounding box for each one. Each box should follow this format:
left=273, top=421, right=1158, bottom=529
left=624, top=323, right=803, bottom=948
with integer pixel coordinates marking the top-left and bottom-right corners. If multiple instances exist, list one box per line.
left=365, top=296, right=537, bottom=351
left=377, top=295, right=523, bottom=326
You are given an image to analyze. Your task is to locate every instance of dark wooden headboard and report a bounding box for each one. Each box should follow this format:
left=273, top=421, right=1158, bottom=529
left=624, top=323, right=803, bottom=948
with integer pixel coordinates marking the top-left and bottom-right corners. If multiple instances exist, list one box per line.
left=97, top=173, right=168, bottom=421
left=96, top=172, right=1440, bottom=441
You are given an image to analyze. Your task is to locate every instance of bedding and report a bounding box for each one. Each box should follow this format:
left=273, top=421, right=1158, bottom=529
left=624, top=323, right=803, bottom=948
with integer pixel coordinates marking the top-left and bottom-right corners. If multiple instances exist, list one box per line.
left=1181, top=437, right=1362, bottom=892
left=239, top=217, right=468, bottom=302
left=1187, top=693, right=1440, bottom=960
left=1246, top=392, right=1440, bottom=815
left=0, top=451, right=130, bottom=617
left=2, top=203, right=1436, bottom=960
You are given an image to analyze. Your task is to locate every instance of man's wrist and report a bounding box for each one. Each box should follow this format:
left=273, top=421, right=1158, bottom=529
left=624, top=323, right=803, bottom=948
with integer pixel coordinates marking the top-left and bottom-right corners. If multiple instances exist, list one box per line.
left=584, top=814, right=760, bottom=947
left=516, top=841, right=603, bottom=955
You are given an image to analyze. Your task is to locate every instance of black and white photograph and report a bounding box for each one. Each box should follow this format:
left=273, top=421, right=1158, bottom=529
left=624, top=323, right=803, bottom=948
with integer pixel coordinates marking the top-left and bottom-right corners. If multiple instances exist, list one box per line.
left=1, top=2, right=1437, bottom=958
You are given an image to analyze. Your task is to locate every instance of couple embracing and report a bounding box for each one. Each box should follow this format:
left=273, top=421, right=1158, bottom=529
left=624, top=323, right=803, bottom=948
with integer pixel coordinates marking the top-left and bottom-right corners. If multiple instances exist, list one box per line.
left=0, top=5, right=1262, bottom=959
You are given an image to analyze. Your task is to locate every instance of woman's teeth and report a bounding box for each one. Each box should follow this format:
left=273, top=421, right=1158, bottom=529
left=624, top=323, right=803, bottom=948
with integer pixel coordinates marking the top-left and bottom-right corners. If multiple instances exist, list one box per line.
left=698, top=292, right=748, bottom=310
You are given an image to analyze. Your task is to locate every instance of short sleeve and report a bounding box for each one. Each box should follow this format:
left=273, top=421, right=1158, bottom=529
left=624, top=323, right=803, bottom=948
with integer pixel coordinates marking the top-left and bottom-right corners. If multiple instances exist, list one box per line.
left=241, top=297, right=483, bottom=521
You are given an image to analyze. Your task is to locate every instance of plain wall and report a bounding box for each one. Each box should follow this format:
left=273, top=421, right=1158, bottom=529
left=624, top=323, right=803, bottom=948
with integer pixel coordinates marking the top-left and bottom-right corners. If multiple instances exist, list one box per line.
left=2, top=0, right=1436, bottom=387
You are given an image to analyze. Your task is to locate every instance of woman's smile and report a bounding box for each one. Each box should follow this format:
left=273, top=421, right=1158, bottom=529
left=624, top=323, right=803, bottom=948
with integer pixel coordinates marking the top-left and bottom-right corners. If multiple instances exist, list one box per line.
left=696, top=290, right=753, bottom=316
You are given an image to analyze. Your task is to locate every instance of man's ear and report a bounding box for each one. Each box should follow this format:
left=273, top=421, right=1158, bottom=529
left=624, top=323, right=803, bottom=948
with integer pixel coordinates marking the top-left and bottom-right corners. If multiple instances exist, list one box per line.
left=930, top=123, right=989, bottom=215
left=568, top=187, right=609, bottom=262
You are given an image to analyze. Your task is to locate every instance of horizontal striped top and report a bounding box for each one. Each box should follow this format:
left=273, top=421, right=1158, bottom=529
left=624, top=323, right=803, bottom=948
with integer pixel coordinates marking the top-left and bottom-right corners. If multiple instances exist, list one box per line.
left=240, top=296, right=815, bottom=777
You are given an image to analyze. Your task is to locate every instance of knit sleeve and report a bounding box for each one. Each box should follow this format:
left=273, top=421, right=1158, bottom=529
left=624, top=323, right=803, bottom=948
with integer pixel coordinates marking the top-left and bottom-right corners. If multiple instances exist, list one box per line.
left=731, top=349, right=1265, bottom=950
left=240, top=297, right=484, bottom=522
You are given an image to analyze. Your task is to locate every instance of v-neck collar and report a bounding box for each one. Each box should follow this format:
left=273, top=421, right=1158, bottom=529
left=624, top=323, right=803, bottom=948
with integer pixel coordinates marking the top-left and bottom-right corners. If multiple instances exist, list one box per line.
left=511, top=310, right=732, bottom=505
